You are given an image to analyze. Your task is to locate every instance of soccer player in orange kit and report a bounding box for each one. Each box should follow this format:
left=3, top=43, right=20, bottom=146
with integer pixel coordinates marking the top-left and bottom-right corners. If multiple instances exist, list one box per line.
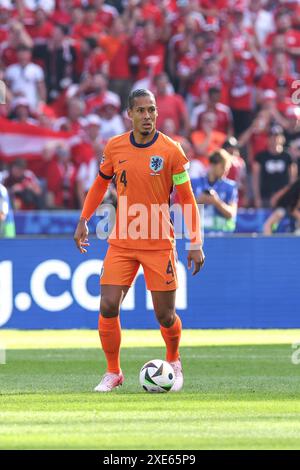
left=74, top=89, right=205, bottom=392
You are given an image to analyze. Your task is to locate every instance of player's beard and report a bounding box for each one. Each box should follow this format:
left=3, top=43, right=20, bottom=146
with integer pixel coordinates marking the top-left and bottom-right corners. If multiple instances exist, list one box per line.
left=140, top=123, right=154, bottom=136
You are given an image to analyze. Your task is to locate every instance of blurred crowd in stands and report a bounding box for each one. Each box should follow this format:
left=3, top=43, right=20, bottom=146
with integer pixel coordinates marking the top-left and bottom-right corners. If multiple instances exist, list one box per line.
left=0, top=0, right=300, bottom=215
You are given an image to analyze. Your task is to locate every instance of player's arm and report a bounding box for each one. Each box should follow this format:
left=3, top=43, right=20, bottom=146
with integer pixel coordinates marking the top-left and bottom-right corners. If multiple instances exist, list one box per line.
left=174, top=171, right=205, bottom=275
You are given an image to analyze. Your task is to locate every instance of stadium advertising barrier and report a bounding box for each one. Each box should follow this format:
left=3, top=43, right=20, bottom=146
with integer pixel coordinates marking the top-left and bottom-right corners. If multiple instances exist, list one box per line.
left=0, top=236, right=299, bottom=329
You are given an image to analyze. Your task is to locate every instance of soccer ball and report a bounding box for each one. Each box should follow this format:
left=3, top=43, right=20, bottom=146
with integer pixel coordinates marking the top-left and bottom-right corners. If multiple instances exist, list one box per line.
left=139, top=359, right=175, bottom=393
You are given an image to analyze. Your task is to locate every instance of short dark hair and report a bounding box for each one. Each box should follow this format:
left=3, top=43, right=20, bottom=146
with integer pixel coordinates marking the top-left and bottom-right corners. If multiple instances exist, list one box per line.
left=209, top=149, right=232, bottom=166
left=127, top=89, right=155, bottom=109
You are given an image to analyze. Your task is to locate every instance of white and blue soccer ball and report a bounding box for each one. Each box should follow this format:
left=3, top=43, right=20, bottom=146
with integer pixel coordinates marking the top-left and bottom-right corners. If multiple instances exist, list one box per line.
left=139, top=359, right=175, bottom=393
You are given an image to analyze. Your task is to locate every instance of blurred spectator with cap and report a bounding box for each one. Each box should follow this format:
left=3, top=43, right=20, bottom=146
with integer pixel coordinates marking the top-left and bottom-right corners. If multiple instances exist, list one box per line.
left=253, top=126, right=296, bottom=208
left=192, top=148, right=238, bottom=233
left=5, top=44, right=46, bottom=109
left=96, top=94, right=125, bottom=141
left=4, top=158, right=43, bottom=210
left=72, top=113, right=105, bottom=169
left=9, top=97, right=38, bottom=125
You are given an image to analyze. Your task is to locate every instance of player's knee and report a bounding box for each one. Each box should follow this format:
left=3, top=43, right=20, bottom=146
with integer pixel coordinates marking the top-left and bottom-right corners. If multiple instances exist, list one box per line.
left=100, top=296, right=120, bottom=318
left=156, top=308, right=176, bottom=328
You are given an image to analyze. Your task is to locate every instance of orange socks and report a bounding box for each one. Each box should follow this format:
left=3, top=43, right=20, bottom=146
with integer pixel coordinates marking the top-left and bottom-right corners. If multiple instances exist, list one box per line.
left=98, top=315, right=121, bottom=374
left=160, top=314, right=182, bottom=362
left=99, top=314, right=181, bottom=372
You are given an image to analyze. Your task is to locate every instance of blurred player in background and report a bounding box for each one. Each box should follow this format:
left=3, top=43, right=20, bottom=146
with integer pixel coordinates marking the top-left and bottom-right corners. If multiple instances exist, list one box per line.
left=74, top=89, right=205, bottom=392
left=192, top=149, right=238, bottom=233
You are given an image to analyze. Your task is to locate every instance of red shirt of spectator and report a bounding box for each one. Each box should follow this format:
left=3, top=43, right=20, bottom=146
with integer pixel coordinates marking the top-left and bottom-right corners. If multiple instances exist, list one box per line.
left=132, top=22, right=166, bottom=80
left=156, top=93, right=187, bottom=133
left=154, top=73, right=188, bottom=134
left=265, top=11, right=300, bottom=72
left=76, top=39, right=109, bottom=76
left=192, top=101, right=233, bottom=135
left=46, top=149, right=77, bottom=209
left=72, top=6, right=102, bottom=40
left=189, top=59, right=229, bottom=105
left=257, top=73, right=295, bottom=95
left=26, top=9, right=54, bottom=45
left=229, top=58, right=257, bottom=111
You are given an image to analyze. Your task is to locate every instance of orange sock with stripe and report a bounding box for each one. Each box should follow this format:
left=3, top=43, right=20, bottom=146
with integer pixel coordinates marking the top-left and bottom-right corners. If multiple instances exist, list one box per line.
left=160, top=314, right=182, bottom=362
left=98, top=315, right=121, bottom=374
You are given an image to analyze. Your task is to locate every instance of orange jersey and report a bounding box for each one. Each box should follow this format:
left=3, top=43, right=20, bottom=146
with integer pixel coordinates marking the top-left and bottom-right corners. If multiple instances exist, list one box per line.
left=99, top=131, right=190, bottom=250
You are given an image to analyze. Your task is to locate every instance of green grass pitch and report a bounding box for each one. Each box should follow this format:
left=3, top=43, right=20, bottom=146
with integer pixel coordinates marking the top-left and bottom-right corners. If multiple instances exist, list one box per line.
left=1, top=329, right=300, bottom=450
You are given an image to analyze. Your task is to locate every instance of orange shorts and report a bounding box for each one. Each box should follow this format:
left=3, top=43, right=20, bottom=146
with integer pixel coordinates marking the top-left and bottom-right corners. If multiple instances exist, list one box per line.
left=100, top=244, right=178, bottom=291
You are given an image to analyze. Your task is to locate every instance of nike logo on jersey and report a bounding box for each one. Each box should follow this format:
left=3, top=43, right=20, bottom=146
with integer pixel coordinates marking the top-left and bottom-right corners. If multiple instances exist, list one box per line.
left=119, top=160, right=127, bottom=164
left=166, top=279, right=175, bottom=285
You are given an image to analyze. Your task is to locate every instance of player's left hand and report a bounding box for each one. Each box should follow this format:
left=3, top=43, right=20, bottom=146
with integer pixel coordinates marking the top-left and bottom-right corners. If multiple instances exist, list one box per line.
left=74, top=218, right=90, bottom=254
left=187, top=246, right=205, bottom=276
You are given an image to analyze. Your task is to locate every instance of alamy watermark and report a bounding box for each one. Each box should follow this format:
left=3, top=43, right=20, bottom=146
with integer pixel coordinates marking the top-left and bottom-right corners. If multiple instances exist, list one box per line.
left=95, top=199, right=204, bottom=250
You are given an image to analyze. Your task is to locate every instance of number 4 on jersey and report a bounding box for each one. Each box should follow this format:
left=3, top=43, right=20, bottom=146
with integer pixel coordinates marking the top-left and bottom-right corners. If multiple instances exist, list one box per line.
left=120, top=170, right=127, bottom=187
left=166, top=260, right=174, bottom=276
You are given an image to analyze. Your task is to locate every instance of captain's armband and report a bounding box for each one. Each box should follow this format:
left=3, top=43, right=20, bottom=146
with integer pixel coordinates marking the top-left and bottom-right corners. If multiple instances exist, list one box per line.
left=172, top=170, right=190, bottom=186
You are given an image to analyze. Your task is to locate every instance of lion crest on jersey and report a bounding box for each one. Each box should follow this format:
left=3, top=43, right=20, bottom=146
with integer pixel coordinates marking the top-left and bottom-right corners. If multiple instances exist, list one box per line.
left=150, top=156, right=164, bottom=173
